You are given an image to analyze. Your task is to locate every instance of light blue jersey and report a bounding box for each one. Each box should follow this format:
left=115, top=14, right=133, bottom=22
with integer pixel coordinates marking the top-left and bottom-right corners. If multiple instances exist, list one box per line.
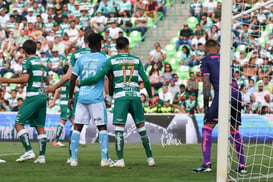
left=72, top=52, right=107, bottom=104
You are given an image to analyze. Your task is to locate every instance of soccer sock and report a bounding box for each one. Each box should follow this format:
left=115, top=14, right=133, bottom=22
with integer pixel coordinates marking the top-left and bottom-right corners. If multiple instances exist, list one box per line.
left=55, top=123, right=64, bottom=142
left=70, top=130, right=80, bottom=159
left=37, top=134, right=47, bottom=156
left=68, top=125, right=73, bottom=158
left=115, top=126, right=124, bottom=160
left=202, top=125, right=213, bottom=165
left=17, top=129, right=32, bottom=152
left=230, top=130, right=245, bottom=167
left=80, top=125, right=86, bottom=144
left=138, top=126, right=153, bottom=158
left=99, top=130, right=109, bottom=160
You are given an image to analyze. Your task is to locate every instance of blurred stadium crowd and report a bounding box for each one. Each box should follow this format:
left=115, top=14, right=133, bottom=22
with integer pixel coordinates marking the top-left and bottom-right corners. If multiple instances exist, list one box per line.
left=0, top=0, right=272, bottom=115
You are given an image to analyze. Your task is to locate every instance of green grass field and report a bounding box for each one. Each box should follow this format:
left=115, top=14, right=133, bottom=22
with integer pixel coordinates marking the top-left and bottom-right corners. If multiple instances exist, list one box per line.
left=1, top=142, right=272, bottom=182
left=0, top=142, right=217, bottom=182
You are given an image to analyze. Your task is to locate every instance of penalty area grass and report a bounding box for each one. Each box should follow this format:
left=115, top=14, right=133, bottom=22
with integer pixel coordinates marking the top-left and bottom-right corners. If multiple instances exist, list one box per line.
left=0, top=142, right=217, bottom=182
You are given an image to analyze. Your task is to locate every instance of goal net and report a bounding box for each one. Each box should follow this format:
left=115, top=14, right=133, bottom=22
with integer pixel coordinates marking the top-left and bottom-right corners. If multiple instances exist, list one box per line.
left=218, top=0, right=273, bottom=181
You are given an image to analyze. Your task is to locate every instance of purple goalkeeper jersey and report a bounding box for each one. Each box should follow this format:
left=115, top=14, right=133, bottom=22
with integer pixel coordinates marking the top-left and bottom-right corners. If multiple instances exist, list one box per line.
left=200, top=53, right=220, bottom=93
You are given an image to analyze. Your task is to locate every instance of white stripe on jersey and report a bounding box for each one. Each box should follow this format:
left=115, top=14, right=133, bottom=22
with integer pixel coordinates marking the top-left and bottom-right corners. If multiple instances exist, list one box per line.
left=115, top=82, right=139, bottom=88
left=32, top=82, right=46, bottom=88
left=33, top=70, right=42, bottom=76
left=113, top=70, right=138, bottom=77
left=60, top=100, right=68, bottom=105
left=26, top=92, right=41, bottom=97
left=110, top=58, right=139, bottom=65
left=61, top=87, right=67, bottom=91
left=32, top=70, right=48, bottom=77
left=30, top=61, right=41, bottom=65
left=114, top=91, right=141, bottom=99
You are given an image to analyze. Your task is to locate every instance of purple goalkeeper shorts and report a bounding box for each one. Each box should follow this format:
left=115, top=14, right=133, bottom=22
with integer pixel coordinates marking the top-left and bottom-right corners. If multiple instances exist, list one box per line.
left=204, top=91, right=242, bottom=125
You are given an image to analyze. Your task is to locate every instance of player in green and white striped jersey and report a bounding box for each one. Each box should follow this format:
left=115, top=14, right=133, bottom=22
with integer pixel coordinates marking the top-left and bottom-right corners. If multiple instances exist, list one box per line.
left=51, top=65, right=74, bottom=149
left=79, top=37, right=156, bottom=167
left=0, top=40, right=49, bottom=164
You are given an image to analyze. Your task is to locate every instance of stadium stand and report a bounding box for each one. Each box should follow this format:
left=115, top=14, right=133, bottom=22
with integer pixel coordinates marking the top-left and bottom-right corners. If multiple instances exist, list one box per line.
left=0, top=0, right=272, bottom=115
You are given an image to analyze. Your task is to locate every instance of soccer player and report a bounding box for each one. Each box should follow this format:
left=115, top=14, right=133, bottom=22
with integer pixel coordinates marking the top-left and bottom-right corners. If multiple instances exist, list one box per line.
left=0, top=40, right=49, bottom=163
left=78, top=36, right=156, bottom=167
left=68, top=33, right=111, bottom=167
left=51, top=65, right=74, bottom=148
left=192, top=39, right=246, bottom=173
left=44, top=30, right=94, bottom=163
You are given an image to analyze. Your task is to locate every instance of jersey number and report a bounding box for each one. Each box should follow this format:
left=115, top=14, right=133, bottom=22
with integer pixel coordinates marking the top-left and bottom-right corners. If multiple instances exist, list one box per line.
left=82, top=70, right=96, bottom=89
left=122, top=65, right=135, bottom=83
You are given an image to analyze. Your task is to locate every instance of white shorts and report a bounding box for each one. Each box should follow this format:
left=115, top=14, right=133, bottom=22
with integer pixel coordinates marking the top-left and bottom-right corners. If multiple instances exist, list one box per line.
left=74, top=102, right=107, bottom=126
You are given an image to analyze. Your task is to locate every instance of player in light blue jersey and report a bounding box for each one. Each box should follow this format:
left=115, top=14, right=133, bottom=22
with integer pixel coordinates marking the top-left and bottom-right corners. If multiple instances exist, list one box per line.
left=68, top=33, right=112, bottom=167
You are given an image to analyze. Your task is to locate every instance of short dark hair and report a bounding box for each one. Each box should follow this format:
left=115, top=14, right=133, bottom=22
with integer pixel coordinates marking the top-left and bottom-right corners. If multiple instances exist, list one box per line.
left=180, top=84, right=185, bottom=89
left=88, top=33, right=102, bottom=49
left=116, top=37, right=129, bottom=50
left=23, top=40, right=37, bottom=55
left=84, top=29, right=95, bottom=43
left=205, top=39, right=218, bottom=49
left=17, top=97, right=23, bottom=102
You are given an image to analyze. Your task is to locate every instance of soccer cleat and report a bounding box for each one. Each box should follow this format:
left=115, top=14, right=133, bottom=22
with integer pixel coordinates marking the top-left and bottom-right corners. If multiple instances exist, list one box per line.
left=235, top=166, right=247, bottom=174
left=110, top=159, right=125, bottom=168
left=192, top=164, right=212, bottom=173
left=147, top=157, right=156, bottom=167
left=34, top=155, right=46, bottom=164
left=66, top=158, right=72, bottom=164
left=70, top=158, right=78, bottom=167
left=79, top=140, right=86, bottom=145
left=100, top=158, right=114, bottom=167
left=0, top=159, right=6, bottom=163
left=16, top=150, right=36, bottom=162
left=52, top=141, right=65, bottom=147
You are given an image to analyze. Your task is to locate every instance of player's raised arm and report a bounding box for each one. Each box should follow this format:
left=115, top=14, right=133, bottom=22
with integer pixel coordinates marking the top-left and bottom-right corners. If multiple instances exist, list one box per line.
left=46, top=66, right=73, bottom=92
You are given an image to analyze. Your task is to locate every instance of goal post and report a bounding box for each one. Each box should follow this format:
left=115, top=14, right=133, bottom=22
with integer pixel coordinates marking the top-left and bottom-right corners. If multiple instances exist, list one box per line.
left=217, top=0, right=233, bottom=181
left=217, top=0, right=273, bottom=181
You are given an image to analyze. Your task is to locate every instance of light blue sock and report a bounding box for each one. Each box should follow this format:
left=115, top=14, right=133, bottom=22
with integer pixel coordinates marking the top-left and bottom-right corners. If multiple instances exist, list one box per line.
left=99, top=130, right=109, bottom=159
left=70, top=130, right=80, bottom=159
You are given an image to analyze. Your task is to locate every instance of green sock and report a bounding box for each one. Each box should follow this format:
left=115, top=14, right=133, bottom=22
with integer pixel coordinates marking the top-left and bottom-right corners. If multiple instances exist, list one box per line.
left=55, top=123, right=64, bottom=142
left=115, top=130, right=124, bottom=160
left=18, top=129, right=32, bottom=152
left=38, top=134, right=47, bottom=156
left=138, top=128, right=153, bottom=158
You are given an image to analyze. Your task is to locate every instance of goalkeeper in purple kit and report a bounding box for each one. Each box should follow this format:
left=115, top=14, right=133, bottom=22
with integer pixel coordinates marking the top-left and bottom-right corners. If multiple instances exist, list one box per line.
left=192, top=40, right=246, bottom=173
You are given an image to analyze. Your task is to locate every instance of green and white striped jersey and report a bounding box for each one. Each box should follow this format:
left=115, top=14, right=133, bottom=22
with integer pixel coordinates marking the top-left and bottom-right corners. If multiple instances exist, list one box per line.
left=110, top=54, right=142, bottom=100
left=48, top=55, right=63, bottom=68
left=80, top=53, right=153, bottom=100
left=60, top=81, right=69, bottom=105
left=43, top=22, right=54, bottom=32
left=22, top=56, right=48, bottom=97
left=69, top=47, right=91, bottom=67
left=103, top=53, right=149, bottom=100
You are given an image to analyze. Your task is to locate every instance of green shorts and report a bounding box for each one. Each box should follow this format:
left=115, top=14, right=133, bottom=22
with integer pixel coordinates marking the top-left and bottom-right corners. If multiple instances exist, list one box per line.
left=60, top=105, right=74, bottom=120
left=15, top=94, right=47, bottom=127
left=113, top=99, right=145, bottom=125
